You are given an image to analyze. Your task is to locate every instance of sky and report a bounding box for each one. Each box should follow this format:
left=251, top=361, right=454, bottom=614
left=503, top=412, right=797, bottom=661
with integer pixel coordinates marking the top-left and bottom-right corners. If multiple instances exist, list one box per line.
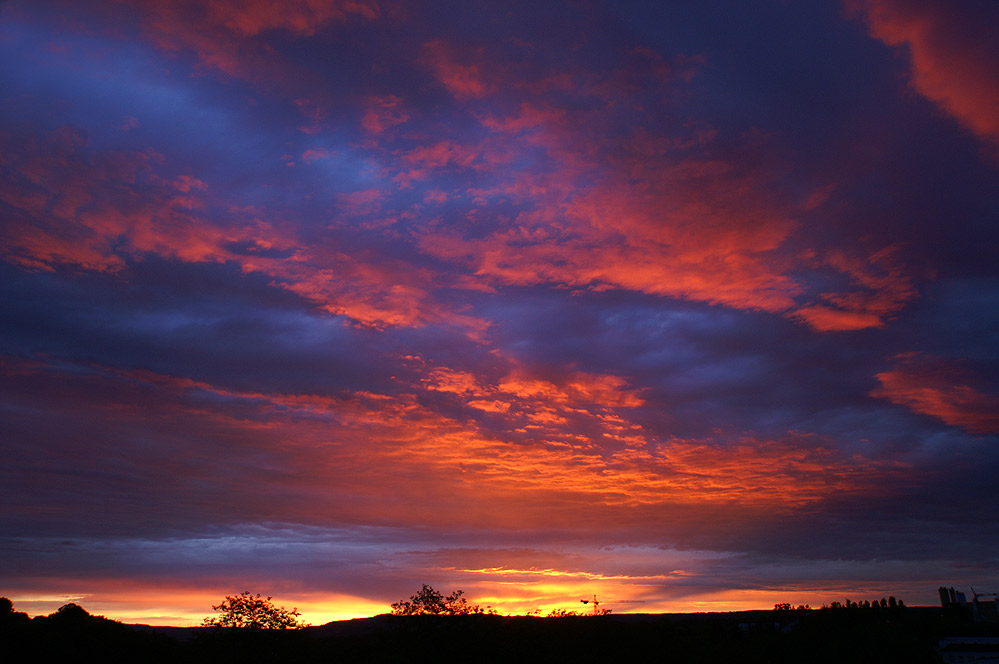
left=1, top=0, right=997, bottom=626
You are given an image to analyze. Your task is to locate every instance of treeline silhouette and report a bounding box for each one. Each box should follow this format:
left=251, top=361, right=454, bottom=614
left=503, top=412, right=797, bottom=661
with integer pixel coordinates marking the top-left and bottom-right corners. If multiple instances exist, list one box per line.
left=1, top=598, right=181, bottom=662
left=3, top=591, right=995, bottom=663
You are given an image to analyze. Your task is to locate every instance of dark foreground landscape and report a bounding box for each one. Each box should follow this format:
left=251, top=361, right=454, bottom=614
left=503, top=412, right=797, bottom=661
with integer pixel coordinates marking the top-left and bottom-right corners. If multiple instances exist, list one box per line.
left=4, top=598, right=998, bottom=663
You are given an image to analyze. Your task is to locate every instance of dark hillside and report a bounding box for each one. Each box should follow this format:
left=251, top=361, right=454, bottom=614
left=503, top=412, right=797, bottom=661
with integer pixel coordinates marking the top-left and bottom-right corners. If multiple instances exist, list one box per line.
left=5, top=598, right=996, bottom=663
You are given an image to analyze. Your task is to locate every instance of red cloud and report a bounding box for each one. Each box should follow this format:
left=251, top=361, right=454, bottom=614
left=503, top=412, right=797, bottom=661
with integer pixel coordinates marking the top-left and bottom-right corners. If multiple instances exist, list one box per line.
left=94, top=0, right=380, bottom=129
left=479, top=103, right=566, bottom=134
left=0, top=128, right=228, bottom=271
left=400, top=37, right=922, bottom=330
left=393, top=140, right=487, bottom=186
left=361, top=96, right=411, bottom=135
left=421, top=40, right=490, bottom=100
left=416, top=143, right=805, bottom=315
left=871, top=354, right=999, bottom=434
left=790, top=306, right=884, bottom=332
left=0, top=128, right=479, bottom=331
left=793, top=246, right=919, bottom=331
left=131, top=0, right=379, bottom=39
left=848, top=0, right=999, bottom=145
left=300, top=148, right=332, bottom=163
left=199, top=0, right=380, bottom=37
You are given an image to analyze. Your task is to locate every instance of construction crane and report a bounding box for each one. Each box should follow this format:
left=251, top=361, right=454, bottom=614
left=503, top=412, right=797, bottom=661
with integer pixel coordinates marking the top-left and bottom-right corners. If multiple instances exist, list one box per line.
left=579, top=594, right=646, bottom=616
left=970, top=587, right=999, bottom=621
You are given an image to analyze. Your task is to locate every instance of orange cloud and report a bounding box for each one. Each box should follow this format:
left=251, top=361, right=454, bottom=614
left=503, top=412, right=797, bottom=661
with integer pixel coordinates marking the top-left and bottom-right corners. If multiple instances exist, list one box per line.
left=190, top=364, right=902, bottom=518
left=424, top=368, right=488, bottom=395
left=871, top=353, right=999, bottom=434
left=496, top=369, right=645, bottom=409
left=848, top=0, right=999, bottom=145
left=416, top=150, right=805, bottom=316
left=3, top=355, right=927, bottom=623
left=6, top=356, right=911, bottom=533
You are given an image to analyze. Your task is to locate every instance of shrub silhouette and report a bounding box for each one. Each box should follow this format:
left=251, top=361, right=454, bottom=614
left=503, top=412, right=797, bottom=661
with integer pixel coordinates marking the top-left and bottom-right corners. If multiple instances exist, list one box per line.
left=202, top=591, right=306, bottom=629
left=390, top=584, right=487, bottom=615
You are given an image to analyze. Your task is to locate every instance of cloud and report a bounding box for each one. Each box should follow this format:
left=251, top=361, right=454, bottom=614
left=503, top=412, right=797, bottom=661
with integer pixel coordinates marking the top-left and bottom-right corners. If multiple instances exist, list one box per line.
left=392, top=35, right=922, bottom=331
left=78, top=0, right=384, bottom=132
left=406, top=87, right=806, bottom=317
left=848, top=0, right=999, bottom=145
left=0, top=126, right=482, bottom=330
left=3, top=0, right=997, bottom=626
left=871, top=353, right=999, bottom=434
left=0, top=127, right=226, bottom=272
left=361, top=96, right=411, bottom=135
left=793, top=246, right=919, bottom=331
left=421, top=40, right=491, bottom=100
left=197, top=0, right=380, bottom=37
left=6, top=6, right=930, bottom=334
left=0, top=354, right=915, bottom=542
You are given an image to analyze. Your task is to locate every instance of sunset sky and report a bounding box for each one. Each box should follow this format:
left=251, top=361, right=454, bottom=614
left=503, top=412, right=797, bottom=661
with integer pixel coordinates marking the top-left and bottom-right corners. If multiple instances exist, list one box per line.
left=2, top=0, right=998, bottom=626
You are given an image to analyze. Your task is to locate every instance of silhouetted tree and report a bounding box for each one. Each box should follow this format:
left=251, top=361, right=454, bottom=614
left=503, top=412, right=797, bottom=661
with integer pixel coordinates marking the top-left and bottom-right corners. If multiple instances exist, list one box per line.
left=0, top=597, right=29, bottom=629
left=390, top=584, right=486, bottom=615
left=201, top=591, right=306, bottom=629
left=52, top=602, right=91, bottom=621
left=774, top=603, right=809, bottom=612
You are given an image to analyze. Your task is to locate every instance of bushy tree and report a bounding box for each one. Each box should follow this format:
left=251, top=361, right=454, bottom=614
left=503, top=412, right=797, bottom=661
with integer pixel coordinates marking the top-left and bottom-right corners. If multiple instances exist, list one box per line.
left=774, top=603, right=810, bottom=612
left=0, top=597, right=30, bottom=628
left=201, top=591, right=306, bottom=629
left=391, top=584, right=485, bottom=615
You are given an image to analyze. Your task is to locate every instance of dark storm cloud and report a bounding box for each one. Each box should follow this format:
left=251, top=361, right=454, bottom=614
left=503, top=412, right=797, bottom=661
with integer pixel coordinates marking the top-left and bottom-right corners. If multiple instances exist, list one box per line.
left=0, top=261, right=400, bottom=396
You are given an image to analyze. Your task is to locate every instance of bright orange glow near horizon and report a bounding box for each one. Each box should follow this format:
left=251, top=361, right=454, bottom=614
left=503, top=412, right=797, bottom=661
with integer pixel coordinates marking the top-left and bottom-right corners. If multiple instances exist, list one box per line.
left=6, top=579, right=936, bottom=628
